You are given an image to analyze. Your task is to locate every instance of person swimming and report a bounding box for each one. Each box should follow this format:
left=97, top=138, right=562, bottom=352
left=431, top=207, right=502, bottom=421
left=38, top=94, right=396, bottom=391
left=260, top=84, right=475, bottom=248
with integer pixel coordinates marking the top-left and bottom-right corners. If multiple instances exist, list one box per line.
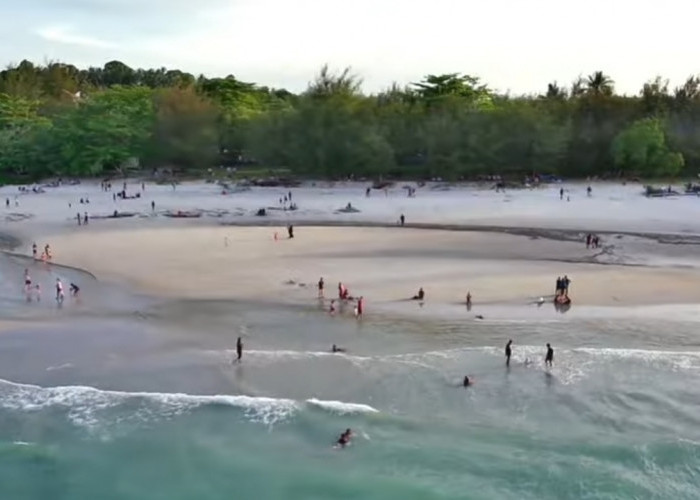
left=412, top=287, right=425, bottom=300
left=69, top=283, right=80, bottom=296
left=332, top=344, right=346, bottom=353
left=336, top=428, right=353, bottom=448
left=463, top=376, right=472, bottom=387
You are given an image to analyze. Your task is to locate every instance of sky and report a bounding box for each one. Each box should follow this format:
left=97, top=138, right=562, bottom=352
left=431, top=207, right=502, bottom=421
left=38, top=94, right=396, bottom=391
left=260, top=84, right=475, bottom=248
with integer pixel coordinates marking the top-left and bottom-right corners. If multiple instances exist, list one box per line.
left=2, top=0, right=699, bottom=95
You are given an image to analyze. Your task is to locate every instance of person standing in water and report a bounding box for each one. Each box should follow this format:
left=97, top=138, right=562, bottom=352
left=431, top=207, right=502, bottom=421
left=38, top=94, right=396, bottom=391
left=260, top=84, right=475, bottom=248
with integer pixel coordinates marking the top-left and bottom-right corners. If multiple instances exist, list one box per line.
left=399, top=214, right=405, bottom=226
left=505, top=340, right=513, bottom=366
left=545, top=343, right=554, bottom=367
left=236, top=336, right=243, bottom=362
left=55, top=278, right=64, bottom=305
left=318, top=277, right=325, bottom=298
left=356, top=296, right=364, bottom=318
left=32, top=242, right=37, bottom=259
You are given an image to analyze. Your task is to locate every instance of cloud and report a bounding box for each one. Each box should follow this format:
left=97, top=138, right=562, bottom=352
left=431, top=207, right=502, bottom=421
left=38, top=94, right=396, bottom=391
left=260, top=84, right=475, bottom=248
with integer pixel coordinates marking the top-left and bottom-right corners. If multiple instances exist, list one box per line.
left=36, top=26, right=117, bottom=49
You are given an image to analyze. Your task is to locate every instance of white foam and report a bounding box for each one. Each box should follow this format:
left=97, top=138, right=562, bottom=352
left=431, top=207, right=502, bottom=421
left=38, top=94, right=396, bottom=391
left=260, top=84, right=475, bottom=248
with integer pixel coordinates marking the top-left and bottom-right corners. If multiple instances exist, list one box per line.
left=0, top=378, right=381, bottom=432
left=305, top=398, right=378, bottom=414
left=0, top=378, right=298, bottom=429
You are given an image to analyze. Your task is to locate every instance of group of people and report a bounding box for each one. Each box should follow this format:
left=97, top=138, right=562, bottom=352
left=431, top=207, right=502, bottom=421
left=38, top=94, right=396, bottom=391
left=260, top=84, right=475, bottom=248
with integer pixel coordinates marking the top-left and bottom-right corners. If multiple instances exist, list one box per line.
left=585, top=233, right=601, bottom=249
left=464, top=340, right=555, bottom=386
left=503, top=340, right=554, bottom=369
left=554, top=276, right=572, bottom=306
left=32, top=242, right=52, bottom=262
left=76, top=212, right=89, bottom=226
left=22, top=267, right=79, bottom=305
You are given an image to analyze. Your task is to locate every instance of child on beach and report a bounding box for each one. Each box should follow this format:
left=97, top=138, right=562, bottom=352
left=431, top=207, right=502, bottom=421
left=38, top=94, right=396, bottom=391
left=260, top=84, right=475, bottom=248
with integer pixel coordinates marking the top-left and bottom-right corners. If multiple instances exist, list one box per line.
left=34, top=284, right=41, bottom=302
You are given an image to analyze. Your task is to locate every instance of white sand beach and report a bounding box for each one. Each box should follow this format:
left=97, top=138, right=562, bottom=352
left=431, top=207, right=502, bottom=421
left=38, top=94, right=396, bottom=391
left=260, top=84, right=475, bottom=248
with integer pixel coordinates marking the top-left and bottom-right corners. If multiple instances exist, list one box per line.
left=4, top=180, right=700, bottom=316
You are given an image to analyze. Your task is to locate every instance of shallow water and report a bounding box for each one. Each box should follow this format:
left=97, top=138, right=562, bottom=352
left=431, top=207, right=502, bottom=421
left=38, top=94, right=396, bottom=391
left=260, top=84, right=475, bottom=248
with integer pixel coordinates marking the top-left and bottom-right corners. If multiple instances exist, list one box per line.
left=1, top=292, right=700, bottom=500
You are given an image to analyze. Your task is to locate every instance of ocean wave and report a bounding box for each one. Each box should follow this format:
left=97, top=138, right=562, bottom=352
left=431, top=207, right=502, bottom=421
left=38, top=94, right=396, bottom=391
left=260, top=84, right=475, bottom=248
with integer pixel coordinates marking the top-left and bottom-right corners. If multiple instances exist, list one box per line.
left=305, top=398, right=378, bottom=414
left=0, top=378, right=378, bottom=431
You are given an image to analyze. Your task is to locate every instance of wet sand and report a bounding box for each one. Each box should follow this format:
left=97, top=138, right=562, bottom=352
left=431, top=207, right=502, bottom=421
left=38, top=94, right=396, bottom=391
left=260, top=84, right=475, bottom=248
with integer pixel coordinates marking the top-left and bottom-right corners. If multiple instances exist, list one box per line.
left=41, top=226, right=700, bottom=312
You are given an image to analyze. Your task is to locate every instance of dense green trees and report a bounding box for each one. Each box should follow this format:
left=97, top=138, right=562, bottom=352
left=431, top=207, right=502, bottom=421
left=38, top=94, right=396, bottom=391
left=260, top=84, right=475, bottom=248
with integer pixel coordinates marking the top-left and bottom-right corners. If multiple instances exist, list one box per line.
left=1, top=59, right=700, bottom=181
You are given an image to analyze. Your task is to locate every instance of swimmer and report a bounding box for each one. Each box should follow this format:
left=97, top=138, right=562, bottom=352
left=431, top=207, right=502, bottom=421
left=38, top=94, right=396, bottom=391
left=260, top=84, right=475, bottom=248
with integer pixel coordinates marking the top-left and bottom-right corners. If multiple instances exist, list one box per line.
left=329, top=300, right=336, bottom=315
left=412, top=287, right=425, bottom=301
left=463, top=376, right=473, bottom=387
left=335, top=428, right=353, bottom=448
left=537, top=297, right=545, bottom=306
left=318, top=277, right=324, bottom=298
left=475, top=315, right=484, bottom=320
left=332, top=344, right=346, bottom=353
left=69, top=283, right=80, bottom=296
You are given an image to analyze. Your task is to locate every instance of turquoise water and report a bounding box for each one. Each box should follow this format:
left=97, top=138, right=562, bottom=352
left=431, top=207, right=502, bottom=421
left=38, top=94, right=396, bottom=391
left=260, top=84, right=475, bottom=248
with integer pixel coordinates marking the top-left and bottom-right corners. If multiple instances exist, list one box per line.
left=1, top=254, right=700, bottom=499
left=1, top=305, right=700, bottom=499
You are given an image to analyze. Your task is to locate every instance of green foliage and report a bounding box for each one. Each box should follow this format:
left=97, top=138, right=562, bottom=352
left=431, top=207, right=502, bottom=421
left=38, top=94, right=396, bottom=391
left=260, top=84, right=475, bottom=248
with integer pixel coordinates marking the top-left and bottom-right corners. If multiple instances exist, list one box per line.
left=612, top=118, right=684, bottom=177
left=1, top=61, right=700, bottom=180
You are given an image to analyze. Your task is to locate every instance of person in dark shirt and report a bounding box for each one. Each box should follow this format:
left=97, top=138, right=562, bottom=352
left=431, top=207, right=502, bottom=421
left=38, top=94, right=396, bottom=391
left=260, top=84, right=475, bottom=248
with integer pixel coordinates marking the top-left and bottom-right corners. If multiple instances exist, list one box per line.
left=545, top=343, right=554, bottom=367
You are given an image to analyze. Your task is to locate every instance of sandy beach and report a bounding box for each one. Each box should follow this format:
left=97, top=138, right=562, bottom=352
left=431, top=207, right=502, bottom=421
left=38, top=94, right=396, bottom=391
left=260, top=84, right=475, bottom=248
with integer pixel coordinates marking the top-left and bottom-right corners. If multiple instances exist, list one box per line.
left=39, top=224, right=700, bottom=311
left=1, top=180, right=699, bottom=317
left=3, top=181, right=700, bottom=500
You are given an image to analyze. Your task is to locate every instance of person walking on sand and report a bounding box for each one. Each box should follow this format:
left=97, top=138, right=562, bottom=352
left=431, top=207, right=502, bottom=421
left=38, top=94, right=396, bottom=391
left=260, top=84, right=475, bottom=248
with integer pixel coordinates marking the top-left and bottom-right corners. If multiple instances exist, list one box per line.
left=545, top=343, right=554, bottom=367
left=505, top=340, right=513, bottom=367
left=235, top=336, right=243, bottom=363
left=318, top=277, right=325, bottom=298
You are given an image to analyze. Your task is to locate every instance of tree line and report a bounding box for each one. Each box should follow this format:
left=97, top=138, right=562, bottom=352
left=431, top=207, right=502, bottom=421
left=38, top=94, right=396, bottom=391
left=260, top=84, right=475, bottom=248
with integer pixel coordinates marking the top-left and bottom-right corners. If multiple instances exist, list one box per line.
left=1, top=59, right=699, bottom=182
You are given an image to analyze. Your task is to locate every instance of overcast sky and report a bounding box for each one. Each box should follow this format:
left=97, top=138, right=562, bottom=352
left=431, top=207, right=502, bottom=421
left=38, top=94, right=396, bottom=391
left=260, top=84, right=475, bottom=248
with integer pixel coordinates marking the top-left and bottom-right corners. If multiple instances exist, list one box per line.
left=2, top=0, right=698, bottom=95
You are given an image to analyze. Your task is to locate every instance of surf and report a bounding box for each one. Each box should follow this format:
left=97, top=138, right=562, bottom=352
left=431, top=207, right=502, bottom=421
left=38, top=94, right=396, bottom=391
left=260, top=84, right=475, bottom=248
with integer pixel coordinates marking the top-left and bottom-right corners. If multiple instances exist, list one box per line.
left=0, top=378, right=379, bottom=430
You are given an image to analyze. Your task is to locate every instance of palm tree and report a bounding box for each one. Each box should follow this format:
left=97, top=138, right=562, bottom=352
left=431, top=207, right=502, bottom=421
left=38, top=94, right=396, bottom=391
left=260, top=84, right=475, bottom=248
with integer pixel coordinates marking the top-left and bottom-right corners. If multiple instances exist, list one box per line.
left=570, top=76, right=586, bottom=98
left=543, top=81, right=567, bottom=100
left=640, top=76, right=669, bottom=115
left=585, top=71, right=614, bottom=96
left=673, top=75, right=700, bottom=109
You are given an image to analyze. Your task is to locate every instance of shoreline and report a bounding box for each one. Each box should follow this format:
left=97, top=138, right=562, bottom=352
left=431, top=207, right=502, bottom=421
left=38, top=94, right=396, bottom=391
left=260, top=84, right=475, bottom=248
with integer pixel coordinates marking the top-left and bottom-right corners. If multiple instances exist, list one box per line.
left=3, top=180, right=700, bottom=322
left=28, top=225, right=700, bottom=314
